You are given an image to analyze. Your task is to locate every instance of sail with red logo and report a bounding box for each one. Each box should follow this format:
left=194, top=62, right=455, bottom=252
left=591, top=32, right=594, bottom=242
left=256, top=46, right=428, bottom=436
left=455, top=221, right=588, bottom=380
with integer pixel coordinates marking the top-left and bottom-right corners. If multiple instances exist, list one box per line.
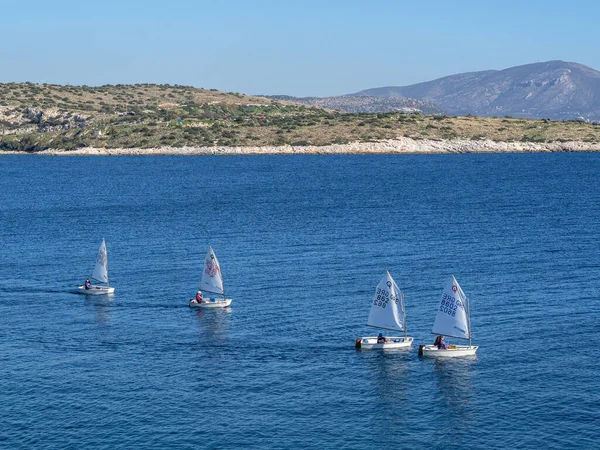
left=354, top=271, right=413, bottom=350
left=419, top=275, right=478, bottom=357
left=190, top=246, right=232, bottom=308
left=431, top=275, right=470, bottom=340
left=200, top=246, right=224, bottom=295
left=367, top=271, right=404, bottom=332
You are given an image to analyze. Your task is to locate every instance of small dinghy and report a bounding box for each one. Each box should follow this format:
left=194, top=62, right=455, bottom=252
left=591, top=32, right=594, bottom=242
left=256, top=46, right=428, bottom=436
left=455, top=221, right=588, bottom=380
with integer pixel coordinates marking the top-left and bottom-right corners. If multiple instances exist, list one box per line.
left=355, top=271, right=413, bottom=350
left=419, top=275, right=478, bottom=357
left=189, top=246, right=231, bottom=308
left=78, top=238, right=115, bottom=295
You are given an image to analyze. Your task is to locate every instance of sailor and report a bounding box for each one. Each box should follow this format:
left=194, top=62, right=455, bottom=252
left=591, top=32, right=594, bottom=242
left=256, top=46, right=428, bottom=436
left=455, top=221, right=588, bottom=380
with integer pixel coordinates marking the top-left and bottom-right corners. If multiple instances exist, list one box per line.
left=195, top=291, right=203, bottom=303
left=434, top=335, right=447, bottom=349
left=377, top=333, right=386, bottom=344
left=84, top=279, right=91, bottom=290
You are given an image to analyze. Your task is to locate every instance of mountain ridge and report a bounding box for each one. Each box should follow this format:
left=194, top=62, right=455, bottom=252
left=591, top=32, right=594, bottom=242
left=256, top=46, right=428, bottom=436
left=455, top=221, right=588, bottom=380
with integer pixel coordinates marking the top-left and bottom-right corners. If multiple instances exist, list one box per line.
left=356, top=60, right=600, bottom=121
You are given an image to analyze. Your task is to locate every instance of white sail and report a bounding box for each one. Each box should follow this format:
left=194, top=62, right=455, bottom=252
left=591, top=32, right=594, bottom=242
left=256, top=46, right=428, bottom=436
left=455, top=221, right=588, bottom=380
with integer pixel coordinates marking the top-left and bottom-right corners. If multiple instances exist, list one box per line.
left=91, top=238, right=109, bottom=285
left=432, top=275, right=470, bottom=339
left=367, top=271, right=404, bottom=332
left=200, top=246, right=224, bottom=295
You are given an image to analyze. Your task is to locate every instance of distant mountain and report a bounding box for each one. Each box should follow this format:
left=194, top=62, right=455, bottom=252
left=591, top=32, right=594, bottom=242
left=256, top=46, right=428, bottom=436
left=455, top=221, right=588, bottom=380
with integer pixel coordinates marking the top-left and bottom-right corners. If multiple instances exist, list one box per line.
left=264, top=95, right=445, bottom=115
left=356, top=61, right=600, bottom=121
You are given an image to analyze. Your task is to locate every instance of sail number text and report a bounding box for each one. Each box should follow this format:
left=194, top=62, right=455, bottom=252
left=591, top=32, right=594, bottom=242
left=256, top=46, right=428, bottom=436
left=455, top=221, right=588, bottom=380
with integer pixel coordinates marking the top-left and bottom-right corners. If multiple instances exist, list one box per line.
left=374, top=288, right=399, bottom=308
left=440, top=293, right=463, bottom=317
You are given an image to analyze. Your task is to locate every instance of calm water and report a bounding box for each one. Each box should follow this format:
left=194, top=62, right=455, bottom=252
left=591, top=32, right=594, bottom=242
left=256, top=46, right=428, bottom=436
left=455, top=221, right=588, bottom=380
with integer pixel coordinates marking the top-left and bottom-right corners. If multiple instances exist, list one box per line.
left=1, top=154, right=599, bottom=449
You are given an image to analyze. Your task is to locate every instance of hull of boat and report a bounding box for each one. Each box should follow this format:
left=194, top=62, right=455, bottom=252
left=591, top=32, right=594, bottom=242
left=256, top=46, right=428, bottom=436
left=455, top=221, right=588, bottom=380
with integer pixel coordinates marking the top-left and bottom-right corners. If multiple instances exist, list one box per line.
left=355, top=336, right=413, bottom=350
left=78, top=285, right=115, bottom=295
left=419, top=344, right=478, bottom=357
left=189, top=298, right=232, bottom=308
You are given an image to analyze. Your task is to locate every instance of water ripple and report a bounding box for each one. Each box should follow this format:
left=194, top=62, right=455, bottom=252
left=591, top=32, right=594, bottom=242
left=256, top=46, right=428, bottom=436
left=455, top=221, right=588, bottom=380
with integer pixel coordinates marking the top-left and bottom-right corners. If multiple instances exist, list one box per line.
left=0, top=154, right=599, bottom=448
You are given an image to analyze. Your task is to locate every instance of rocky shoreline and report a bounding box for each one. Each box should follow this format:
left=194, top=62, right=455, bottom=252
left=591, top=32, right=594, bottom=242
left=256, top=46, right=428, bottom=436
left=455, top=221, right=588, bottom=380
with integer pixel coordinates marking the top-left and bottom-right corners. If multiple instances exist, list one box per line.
left=2, top=137, right=600, bottom=155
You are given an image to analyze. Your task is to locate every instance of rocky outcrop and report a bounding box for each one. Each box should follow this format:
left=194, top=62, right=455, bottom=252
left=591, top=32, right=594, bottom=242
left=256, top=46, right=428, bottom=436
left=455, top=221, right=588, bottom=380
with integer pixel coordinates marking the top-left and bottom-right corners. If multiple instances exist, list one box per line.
left=0, top=106, right=89, bottom=133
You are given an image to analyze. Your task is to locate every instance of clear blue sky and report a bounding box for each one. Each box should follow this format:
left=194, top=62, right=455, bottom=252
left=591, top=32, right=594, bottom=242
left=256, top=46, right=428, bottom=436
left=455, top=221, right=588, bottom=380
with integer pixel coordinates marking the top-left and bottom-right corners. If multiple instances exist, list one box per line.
left=1, top=0, right=598, bottom=96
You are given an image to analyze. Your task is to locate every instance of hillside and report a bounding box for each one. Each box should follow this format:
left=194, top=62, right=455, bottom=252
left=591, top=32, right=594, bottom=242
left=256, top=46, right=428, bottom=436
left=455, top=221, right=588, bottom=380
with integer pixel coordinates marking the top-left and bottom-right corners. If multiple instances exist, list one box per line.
left=0, top=83, right=322, bottom=150
left=356, top=61, right=600, bottom=121
left=1, top=82, right=600, bottom=152
left=264, top=95, right=445, bottom=115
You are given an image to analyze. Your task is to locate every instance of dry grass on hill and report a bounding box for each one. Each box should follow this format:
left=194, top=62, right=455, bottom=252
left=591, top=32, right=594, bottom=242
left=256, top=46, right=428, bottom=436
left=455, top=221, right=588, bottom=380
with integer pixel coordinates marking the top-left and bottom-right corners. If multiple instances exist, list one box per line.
left=1, top=83, right=599, bottom=152
left=0, top=83, right=276, bottom=111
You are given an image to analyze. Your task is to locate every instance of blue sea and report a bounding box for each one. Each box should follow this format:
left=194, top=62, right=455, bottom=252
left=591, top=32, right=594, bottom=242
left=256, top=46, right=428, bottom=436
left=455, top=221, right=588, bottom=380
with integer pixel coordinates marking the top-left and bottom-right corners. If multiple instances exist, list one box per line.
left=1, top=154, right=599, bottom=449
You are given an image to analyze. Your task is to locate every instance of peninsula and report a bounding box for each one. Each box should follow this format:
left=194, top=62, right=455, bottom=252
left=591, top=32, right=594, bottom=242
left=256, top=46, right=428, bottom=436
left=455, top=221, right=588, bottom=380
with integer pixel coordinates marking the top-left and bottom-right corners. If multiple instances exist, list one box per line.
left=1, top=83, right=599, bottom=154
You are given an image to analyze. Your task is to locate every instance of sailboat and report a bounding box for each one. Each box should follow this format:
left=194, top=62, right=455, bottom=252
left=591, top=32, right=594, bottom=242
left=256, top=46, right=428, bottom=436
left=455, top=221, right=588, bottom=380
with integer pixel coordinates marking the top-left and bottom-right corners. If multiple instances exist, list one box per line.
left=189, top=246, right=232, bottom=308
left=78, top=238, right=115, bottom=295
left=355, top=271, right=413, bottom=350
left=419, top=275, right=478, bottom=357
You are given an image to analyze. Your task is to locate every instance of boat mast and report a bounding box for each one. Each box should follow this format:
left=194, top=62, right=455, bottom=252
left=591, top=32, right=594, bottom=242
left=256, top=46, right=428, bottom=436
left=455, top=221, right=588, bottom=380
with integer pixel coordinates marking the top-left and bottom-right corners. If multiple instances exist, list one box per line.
left=401, top=290, right=407, bottom=338
left=102, top=238, right=108, bottom=286
left=218, top=256, right=224, bottom=299
left=465, top=293, right=472, bottom=347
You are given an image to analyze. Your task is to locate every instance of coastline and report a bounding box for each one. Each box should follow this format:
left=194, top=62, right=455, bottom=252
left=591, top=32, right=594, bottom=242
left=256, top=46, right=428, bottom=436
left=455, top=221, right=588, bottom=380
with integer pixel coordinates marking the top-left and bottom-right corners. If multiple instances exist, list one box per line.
left=2, top=137, right=600, bottom=155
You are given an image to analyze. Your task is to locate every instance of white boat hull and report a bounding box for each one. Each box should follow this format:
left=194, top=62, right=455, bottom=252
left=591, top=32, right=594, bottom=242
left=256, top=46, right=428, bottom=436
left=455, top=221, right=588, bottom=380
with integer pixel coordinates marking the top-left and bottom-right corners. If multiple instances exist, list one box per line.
left=355, top=336, right=413, bottom=350
left=78, top=285, right=115, bottom=295
left=189, top=297, right=232, bottom=308
left=419, top=344, right=478, bottom=357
